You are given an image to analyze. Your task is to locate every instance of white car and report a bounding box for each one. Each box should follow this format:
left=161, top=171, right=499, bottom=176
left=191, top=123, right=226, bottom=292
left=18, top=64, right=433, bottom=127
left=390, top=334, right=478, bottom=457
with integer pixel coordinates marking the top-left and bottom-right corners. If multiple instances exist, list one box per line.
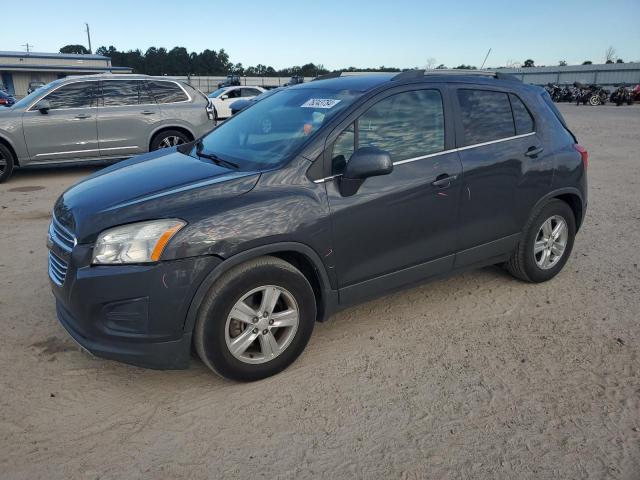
left=207, top=86, right=265, bottom=120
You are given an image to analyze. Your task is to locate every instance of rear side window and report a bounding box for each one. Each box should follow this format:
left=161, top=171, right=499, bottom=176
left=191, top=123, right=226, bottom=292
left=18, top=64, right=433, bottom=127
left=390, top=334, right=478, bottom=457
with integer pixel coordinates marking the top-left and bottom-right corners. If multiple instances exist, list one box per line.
left=457, top=89, right=515, bottom=145
left=146, top=80, right=189, bottom=103
left=102, top=80, right=145, bottom=106
left=40, top=82, right=95, bottom=110
left=509, top=94, right=534, bottom=134
left=241, top=88, right=261, bottom=97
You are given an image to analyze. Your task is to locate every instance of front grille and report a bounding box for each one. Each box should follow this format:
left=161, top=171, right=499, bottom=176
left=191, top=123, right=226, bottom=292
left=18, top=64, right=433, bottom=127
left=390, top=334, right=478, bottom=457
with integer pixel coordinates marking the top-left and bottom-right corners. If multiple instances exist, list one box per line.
left=48, top=251, right=68, bottom=286
left=48, top=214, right=76, bottom=286
left=49, top=216, right=76, bottom=252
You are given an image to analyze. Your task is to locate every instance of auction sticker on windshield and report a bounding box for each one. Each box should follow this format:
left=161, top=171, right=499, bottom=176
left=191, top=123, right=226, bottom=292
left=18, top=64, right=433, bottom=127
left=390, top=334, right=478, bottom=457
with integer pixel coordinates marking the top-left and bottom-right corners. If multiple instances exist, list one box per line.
left=301, top=98, right=341, bottom=109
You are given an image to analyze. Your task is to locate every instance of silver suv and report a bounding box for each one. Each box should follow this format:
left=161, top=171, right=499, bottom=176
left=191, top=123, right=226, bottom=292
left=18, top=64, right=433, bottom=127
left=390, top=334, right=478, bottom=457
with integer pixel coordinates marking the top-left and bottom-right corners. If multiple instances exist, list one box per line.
left=0, top=74, right=215, bottom=182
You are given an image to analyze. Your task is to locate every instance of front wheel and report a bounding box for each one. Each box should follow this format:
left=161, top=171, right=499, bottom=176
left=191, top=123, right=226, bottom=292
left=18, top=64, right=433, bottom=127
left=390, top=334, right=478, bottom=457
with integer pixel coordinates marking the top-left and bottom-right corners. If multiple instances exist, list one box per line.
left=0, top=142, right=15, bottom=183
left=589, top=95, right=601, bottom=106
left=150, top=130, right=190, bottom=151
left=506, top=199, right=576, bottom=283
left=194, top=256, right=316, bottom=381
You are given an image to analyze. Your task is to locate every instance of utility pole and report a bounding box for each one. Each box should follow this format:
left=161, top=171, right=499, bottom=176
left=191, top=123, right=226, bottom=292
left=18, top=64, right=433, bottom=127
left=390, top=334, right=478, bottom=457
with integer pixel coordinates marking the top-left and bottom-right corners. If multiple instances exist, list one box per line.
left=22, top=43, right=33, bottom=53
left=85, top=23, right=92, bottom=54
left=480, top=48, right=492, bottom=69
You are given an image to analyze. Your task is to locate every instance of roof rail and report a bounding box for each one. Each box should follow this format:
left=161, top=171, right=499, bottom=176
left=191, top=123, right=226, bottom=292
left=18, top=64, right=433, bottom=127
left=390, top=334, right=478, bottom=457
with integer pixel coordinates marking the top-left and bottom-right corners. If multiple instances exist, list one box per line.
left=312, top=71, right=342, bottom=81
left=420, top=69, right=521, bottom=82
left=391, top=69, right=426, bottom=81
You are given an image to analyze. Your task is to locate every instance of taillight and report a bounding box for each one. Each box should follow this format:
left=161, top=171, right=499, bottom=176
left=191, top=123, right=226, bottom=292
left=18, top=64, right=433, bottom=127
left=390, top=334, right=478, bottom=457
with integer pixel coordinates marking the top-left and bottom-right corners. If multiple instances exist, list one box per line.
left=574, top=144, right=588, bottom=170
left=0, top=98, right=7, bottom=105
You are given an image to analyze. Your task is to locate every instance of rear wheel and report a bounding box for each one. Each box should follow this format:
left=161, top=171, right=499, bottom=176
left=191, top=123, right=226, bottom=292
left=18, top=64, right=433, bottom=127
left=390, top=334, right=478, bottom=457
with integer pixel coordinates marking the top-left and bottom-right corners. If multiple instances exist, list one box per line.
left=506, top=199, right=576, bottom=283
left=589, top=95, right=601, bottom=106
left=194, top=256, right=316, bottom=381
left=150, top=130, right=190, bottom=151
left=0, top=143, right=15, bottom=183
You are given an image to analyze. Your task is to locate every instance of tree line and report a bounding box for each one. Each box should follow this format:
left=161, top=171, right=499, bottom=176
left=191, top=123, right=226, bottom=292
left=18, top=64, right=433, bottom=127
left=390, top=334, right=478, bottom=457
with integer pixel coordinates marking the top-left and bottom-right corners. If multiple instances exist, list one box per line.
left=59, top=44, right=631, bottom=76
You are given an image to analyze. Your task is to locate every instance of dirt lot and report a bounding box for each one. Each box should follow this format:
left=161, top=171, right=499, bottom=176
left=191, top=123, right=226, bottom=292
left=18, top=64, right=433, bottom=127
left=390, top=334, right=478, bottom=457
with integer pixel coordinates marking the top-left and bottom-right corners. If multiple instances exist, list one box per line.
left=1, top=104, right=639, bottom=479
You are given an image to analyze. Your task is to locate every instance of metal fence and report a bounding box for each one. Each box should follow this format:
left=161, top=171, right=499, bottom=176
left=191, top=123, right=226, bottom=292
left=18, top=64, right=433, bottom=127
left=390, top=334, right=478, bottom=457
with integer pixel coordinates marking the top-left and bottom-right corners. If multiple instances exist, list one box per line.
left=172, top=76, right=316, bottom=94
left=488, top=62, right=640, bottom=88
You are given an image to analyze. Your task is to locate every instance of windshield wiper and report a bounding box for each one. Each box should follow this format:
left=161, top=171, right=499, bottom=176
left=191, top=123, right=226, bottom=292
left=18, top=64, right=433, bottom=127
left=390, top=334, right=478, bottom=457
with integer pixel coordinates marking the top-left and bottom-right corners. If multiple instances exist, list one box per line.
left=195, top=141, right=239, bottom=169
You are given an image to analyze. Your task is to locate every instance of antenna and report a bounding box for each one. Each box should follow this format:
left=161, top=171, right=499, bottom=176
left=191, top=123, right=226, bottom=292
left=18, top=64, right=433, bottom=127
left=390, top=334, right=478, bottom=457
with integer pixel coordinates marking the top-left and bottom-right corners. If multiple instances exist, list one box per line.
left=480, top=48, right=492, bottom=69
left=85, top=23, right=92, bottom=54
left=22, top=43, right=33, bottom=53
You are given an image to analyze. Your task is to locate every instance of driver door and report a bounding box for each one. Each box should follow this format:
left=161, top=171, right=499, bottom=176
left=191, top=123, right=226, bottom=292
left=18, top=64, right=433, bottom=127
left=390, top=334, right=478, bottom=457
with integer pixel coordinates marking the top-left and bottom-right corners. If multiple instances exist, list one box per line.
left=22, top=81, right=99, bottom=162
left=325, top=87, right=462, bottom=305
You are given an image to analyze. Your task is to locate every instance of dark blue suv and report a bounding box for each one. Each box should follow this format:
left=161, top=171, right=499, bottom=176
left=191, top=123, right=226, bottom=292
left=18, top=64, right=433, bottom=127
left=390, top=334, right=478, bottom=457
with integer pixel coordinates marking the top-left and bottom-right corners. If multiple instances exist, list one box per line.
left=47, top=71, right=588, bottom=380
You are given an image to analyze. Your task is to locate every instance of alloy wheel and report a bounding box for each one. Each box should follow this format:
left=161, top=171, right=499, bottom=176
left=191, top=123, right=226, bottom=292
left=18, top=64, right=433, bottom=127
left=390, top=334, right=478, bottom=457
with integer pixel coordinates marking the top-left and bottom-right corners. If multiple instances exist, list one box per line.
left=224, top=285, right=300, bottom=364
left=534, top=215, right=568, bottom=270
left=159, top=136, right=185, bottom=148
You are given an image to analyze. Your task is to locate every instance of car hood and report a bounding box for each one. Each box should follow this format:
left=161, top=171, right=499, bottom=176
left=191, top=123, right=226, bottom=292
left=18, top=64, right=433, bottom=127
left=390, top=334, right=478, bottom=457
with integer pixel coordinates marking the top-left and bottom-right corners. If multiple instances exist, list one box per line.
left=54, top=147, right=261, bottom=242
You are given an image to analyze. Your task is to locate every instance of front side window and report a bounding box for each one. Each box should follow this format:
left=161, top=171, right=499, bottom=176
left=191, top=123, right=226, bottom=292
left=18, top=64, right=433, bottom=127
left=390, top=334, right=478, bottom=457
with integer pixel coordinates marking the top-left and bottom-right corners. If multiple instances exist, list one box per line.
left=509, top=93, right=534, bottom=135
left=224, top=88, right=241, bottom=99
left=38, top=82, right=95, bottom=110
left=242, top=88, right=262, bottom=97
left=102, top=80, right=143, bottom=106
left=457, top=89, right=515, bottom=145
left=331, top=89, right=445, bottom=173
left=147, top=80, right=188, bottom=103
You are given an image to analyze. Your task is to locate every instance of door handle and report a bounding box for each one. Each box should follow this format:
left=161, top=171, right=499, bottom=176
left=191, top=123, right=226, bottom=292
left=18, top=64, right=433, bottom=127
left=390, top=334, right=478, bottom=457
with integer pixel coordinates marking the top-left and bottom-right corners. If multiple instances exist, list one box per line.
left=431, top=174, right=458, bottom=188
left=525, top=146, right=544, bottom=157
left=140, top=110, right=156, bottom=115
left=74, top=114, right=91, bottom=119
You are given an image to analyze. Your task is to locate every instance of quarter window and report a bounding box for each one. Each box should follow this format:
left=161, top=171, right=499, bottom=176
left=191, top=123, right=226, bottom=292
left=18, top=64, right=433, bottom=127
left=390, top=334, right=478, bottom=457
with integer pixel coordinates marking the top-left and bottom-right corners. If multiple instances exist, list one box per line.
left=146, top=80, right=189, bottom=103
left=38, top=82, right=95, bottom=110
left=457, top=89, right=515, bottom=145
left=331, top=89, right=444, bottom=173
left=509, top=93, right=534, bottom=134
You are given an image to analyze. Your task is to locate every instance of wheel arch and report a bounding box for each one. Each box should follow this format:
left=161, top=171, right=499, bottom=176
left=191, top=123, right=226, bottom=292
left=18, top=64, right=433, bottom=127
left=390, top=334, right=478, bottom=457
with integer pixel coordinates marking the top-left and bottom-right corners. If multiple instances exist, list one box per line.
left=183, top=242, right=337, bottom=334
left=148, top=125, right=195, bottom=151
left=530, top=187, right=585, bottom=231
left=0, top=135, right=19, bottom=166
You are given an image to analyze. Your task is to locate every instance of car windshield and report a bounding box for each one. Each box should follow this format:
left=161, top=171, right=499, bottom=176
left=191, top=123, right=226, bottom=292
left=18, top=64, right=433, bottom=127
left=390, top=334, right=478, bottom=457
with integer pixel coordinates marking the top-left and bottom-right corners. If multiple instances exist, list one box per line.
left=208, top=88, right=227, bottom=98
left=195, top=87, right=362, bottom=170
left=11, top=81, right=60, bottom=109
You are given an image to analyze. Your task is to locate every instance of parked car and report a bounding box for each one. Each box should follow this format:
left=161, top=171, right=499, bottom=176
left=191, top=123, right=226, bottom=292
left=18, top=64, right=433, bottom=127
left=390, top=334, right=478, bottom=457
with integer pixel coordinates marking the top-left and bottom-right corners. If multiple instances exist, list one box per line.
left=47, top=70, right=588, bottom=381
left=0, top=74, right=215, bottom=182
left=284, top=75, right=304, bottom=86
left=229, top=87, right=284, bottom=115
left=0, top=90, right=16, bottom=108
left=27, top=81, right=46, bottom=94
left=207, top=85, right=265, bottom=120
left=217, top=74, right=241, bottom=88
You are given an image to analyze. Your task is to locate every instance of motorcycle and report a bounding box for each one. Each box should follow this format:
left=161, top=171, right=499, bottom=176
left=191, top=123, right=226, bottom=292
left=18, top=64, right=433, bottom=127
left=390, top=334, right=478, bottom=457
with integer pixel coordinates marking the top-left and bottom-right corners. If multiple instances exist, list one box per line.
left=609, top=84, right=634, bottom=106
left=545, top=83, right=563, bottom=102
left=631, top=84, right=640, bottom=103
left=574, top=82, right=609, bottom=106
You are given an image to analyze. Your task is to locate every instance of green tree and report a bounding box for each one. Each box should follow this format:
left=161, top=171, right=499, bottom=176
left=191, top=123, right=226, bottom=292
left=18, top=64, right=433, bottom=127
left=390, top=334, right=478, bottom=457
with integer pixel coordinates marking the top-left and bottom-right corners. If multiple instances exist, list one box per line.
left=60, top=44, right=89, bottom=54
left=582, top=60, right=592, bottom=65
left=558, top=60, right=567, bottom=66
left=523, top=59, right=535, bottom=67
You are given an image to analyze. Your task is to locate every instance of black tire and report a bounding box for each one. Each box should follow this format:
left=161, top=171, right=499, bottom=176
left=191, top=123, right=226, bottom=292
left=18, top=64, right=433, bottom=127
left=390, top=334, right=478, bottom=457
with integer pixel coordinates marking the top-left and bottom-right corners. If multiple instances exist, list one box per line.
left=194, top=256, right=316, bottom=381
left=506, top=199, right=576, bottom=283
left=0, top=142, right=15, bottom=183
left=150, top=129, right=191, bottom=151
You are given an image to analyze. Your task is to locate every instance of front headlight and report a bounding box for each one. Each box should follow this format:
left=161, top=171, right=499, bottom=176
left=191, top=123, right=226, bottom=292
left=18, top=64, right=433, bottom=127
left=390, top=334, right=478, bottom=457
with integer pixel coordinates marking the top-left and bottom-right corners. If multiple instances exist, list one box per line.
left=92, top=219, right=186, bottom=265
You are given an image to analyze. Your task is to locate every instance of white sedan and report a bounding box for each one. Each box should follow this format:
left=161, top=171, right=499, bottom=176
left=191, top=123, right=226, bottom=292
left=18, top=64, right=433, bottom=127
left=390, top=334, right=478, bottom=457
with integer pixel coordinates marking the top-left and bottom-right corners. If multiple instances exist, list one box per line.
left=208, top=86, right=266, bottom=120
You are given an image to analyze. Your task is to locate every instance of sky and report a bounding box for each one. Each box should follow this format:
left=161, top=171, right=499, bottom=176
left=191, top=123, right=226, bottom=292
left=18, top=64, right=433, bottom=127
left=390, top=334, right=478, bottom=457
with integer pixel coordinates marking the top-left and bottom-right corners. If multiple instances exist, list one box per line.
left=1, top=0, right=639, bottom=70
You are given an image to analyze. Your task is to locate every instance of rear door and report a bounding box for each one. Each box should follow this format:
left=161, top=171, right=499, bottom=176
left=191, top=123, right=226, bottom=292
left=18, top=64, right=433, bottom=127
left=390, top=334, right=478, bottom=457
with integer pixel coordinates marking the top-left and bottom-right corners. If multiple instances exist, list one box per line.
left=452, top=87, right=548, bottom=267
left=97, top=79, right=159, bottom=157
left=325, top=86, right=462, bottom=304
left=22, top=81, right=98, bottom=161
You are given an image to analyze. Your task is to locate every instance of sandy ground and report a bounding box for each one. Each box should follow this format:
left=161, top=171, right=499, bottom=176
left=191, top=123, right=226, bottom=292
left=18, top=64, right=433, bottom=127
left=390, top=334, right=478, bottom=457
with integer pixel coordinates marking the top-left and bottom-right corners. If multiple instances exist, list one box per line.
left=0, top=105, right=639, bottom=479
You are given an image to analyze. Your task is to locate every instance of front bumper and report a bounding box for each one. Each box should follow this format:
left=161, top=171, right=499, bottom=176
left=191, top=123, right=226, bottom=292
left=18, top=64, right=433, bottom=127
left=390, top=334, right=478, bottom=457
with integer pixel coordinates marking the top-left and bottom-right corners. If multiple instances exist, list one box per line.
left=49, top=242, right=221, bottom=370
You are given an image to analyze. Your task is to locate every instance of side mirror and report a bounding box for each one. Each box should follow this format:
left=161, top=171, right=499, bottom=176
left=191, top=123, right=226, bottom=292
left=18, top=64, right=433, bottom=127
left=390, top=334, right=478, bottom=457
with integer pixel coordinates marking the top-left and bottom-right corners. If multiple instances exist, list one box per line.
left=344, top=146, right=393, bottom=180
left=220, top=94, right=229, bottom=101
left=340, top=147, right=393, bottom=196
left=34, top=99, right=51, bottom=113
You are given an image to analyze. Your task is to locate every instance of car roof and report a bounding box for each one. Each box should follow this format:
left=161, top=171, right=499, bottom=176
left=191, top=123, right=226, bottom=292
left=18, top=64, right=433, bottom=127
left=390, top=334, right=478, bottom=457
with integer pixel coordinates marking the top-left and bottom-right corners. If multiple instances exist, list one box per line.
left=59, top=74, right=184, bottom=82
left=291, top=71, right=540, bottom=95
